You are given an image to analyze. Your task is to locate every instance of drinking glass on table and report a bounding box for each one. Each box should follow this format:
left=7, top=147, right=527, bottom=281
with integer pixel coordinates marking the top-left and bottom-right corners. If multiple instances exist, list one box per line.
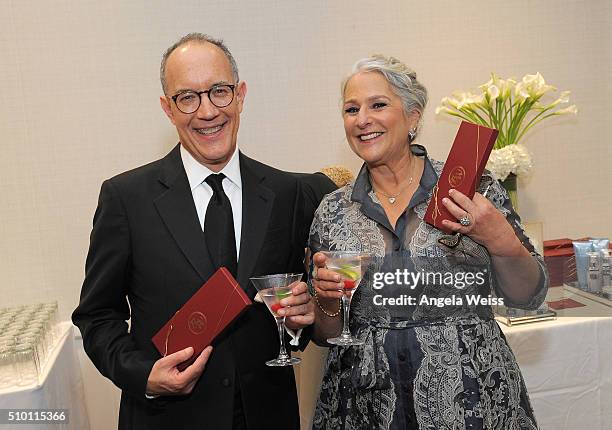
left=14, top=342, right=40, bottom=386
left=0, top=346, right=17, bottom=388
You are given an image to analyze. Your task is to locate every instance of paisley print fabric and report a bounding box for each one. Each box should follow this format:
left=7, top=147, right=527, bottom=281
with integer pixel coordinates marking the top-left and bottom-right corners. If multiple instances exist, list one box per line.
left=309, top=145, right=547, bottom=430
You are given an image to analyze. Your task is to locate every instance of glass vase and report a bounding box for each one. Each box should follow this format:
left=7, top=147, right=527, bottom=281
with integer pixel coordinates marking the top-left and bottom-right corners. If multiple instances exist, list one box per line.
left=501, top=173, right=518, bottom=212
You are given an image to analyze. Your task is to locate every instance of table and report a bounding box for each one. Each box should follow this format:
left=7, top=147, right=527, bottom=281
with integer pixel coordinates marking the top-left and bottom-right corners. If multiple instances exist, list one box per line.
left=0, top=322, right=90, bottom=430
left=500, top=286, right=612, bottom=430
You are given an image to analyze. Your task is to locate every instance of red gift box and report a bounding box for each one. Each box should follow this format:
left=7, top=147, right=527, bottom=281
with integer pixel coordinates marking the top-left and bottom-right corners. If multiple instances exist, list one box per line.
left=543, top=237, right=591, bottom=287
left=152, top=268, right=251, bottom=370
left=425, top=121, right=498, bottom=233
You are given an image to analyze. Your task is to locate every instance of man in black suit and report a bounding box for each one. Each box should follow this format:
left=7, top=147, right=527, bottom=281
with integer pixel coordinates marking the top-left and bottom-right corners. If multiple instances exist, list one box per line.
left=73, top=33, right=316, bottom=429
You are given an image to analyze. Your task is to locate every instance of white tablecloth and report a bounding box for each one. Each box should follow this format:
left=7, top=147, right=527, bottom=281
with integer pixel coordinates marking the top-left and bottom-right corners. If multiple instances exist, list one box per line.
left=501, top=287, right=612, bottom=430
left=0, top=322, right=90, bottom=430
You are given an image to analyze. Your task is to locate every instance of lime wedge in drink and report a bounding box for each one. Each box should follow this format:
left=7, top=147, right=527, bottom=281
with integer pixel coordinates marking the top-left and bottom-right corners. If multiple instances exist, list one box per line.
left=275, top=290, right=292, bottom=299
left=336, top=265, right=359, bottom=280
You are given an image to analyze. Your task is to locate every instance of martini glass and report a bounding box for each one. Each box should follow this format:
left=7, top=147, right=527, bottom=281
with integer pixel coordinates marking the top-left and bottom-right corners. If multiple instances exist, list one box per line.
left=322, top=251, right=366, bottom=346
left=250, top=273, right=303, bottom=366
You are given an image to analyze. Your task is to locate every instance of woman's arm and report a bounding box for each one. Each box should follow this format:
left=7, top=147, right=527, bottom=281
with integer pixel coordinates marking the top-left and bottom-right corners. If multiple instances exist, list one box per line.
left=442, top=186, right=547, bottom=308
left=307, top=197, right=345, bottom=345
left=311, top=252, right=344, bottom=344
left=487, top=225, right=543, bottom=307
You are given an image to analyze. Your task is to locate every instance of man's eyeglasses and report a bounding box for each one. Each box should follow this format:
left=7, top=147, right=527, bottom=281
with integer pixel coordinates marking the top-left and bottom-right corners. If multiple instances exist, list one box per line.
left=170, top=84, right=236, bottom=114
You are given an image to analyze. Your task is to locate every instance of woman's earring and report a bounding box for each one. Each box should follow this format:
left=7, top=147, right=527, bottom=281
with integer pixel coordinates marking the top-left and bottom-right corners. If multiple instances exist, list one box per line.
left=408, top=128, right=417, bottom=142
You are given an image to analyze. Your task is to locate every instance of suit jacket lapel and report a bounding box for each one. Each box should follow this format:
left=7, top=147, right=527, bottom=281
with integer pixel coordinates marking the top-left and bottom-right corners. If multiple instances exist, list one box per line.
left=153, top=145, right=213, bottom=282
left=237, top=153, right=275, bottom=295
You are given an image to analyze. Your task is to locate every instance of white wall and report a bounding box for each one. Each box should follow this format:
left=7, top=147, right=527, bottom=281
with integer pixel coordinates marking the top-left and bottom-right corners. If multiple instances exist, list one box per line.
left=1, top=1, right=610, bottom=428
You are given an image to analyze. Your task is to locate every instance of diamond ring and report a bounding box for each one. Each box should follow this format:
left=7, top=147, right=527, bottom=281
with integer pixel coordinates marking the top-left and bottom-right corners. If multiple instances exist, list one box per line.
left=459, top=215, right=471, bottom=227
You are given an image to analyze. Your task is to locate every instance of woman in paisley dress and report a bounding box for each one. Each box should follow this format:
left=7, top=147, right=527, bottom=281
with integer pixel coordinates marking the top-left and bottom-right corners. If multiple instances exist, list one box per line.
left=309, top=55, right=548, bottom=430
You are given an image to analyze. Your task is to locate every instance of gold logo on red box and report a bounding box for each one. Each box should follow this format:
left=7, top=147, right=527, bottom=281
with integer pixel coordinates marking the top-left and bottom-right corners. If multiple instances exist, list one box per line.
left=188, top=312, right=207, bottom=335
left=448, top=166, right=466, bottom=188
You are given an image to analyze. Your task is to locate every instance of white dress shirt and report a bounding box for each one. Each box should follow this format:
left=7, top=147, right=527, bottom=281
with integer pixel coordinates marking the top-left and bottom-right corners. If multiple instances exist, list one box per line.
left=178, top=145, right=302, bottom=346
left=180, top=145, right=242, bottom=257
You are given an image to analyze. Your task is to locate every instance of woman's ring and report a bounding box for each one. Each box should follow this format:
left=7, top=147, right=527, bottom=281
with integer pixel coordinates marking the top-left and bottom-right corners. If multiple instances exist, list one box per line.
left=459, top=215, right=471, bottom=227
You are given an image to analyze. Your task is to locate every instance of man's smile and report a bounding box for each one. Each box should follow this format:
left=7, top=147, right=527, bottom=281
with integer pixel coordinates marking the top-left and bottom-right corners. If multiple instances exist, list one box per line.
left=194, top=122, right=226, bottom=136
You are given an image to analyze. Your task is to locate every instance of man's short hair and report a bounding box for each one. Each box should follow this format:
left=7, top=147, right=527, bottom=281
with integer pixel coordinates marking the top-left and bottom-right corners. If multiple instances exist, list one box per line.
left=160, top=33, right=240, bottom=94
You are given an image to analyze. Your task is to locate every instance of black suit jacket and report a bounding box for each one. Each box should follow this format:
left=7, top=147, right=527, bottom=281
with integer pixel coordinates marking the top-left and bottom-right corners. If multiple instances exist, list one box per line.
left=290, top=172, right=337, bottom=235
left=73, top=145, right=309, bottom=430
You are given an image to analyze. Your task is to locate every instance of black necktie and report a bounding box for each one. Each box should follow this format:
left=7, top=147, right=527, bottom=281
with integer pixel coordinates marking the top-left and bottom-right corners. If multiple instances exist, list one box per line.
left=204, top=174, right=238, bottom=276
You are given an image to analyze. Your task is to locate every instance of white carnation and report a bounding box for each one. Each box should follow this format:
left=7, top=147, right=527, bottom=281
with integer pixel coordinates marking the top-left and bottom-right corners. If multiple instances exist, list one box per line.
left=487, top=145, right=533, bottom=180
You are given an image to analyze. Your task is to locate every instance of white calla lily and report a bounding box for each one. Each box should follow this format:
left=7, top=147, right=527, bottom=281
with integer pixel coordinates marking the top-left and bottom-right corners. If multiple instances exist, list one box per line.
left=435, top=106, right=453, bottom=115
left=558, top=90, right=571, bottom=103
left=441, top=96, right=460, bottom=109
left=436, top=71, right=577, bottom=172
left=487, top=84, right=500, bottom=101
left=554, top=105, right=578, bottom=115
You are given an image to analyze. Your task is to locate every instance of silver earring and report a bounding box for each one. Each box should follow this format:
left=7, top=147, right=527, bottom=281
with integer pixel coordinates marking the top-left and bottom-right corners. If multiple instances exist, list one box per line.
left=408, top=128, right=417, bottom=142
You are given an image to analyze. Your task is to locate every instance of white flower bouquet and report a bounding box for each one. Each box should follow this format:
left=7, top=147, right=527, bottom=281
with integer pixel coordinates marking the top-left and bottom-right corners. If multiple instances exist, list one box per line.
left=436, top=73, right=577, bottom=180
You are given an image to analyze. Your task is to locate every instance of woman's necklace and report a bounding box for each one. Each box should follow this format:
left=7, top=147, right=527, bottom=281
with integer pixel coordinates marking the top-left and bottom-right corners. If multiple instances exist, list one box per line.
left=373, top=176, right=413, bottom=204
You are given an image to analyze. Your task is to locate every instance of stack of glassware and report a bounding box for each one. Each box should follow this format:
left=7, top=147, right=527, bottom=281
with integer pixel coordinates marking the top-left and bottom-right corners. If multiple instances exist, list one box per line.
left=0, top=302, right=59, bottom=388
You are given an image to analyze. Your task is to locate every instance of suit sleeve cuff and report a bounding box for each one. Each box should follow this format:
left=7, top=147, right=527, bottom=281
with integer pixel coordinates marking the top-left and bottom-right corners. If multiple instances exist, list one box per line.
left=284, top=327, right=303, bottom=346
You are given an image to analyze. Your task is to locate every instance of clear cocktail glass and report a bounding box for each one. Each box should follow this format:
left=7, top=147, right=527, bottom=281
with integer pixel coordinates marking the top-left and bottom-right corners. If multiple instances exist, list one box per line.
left=250, top=273, right=303, bottom=366
left=322, top=251, right=367, bottom=346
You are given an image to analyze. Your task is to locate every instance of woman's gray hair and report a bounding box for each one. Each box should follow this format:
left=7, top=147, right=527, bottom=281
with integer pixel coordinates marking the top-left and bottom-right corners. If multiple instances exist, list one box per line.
left=160, top=33, right=239, bottom=94
left=341, top=55, right=428, bottom=139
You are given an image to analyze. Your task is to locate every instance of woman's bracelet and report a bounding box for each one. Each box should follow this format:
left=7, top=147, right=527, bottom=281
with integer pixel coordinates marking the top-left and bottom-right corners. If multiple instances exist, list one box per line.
left=314, top=290, right=341, bottom=317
